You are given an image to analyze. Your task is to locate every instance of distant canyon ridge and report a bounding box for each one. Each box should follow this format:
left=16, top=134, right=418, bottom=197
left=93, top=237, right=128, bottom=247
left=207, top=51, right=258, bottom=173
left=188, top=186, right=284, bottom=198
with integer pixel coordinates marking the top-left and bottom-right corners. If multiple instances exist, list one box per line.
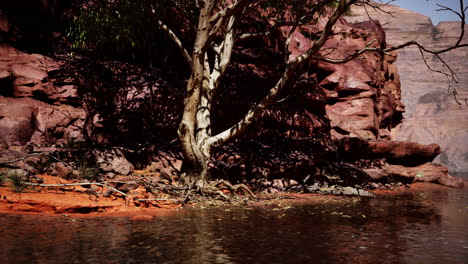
left=350, top=2, right=468, bottom=173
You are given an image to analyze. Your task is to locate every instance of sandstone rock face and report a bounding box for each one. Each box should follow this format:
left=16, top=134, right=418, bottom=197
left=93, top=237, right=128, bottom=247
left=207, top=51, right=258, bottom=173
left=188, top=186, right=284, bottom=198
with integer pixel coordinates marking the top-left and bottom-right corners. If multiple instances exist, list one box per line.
left=0, top=45, right=85, bottom=147
left=349, top=2, right=468, bottom=172
left=286, top=19, right=404, bottom=141
left=366, top=140, right=441, bottom=165
left=337, top=137, right=441, bottom=166
left=95, top=148, right=134, bottom=176
left=210, top=8, right=446, bottom=183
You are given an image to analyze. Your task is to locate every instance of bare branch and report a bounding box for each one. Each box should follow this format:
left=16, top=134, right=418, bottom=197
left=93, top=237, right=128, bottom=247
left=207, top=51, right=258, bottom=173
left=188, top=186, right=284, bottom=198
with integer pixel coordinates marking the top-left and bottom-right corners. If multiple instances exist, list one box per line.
left=208, top=0, right=253, bottom=36
left=26, top=182, right=129, bottom=197
left=436, top=0, right=466, bottom=46
left=385, top=41, right=468, bottom=56
left=436, top=4, right=462, bottom=18
left=205, top=0, right=357, bottom=149
left=0, top=152, right=73, bottom=168
left=284, top=18, right=301, bottom=62
left=137, top=198, right=180, bottom=203
left=238, top=31, right=270, bottom=40
left=415, top=46, right=458, bottom=85
left=289, top=0, right=358, bottom=65
left=205, top=63, right=295, bottom=149
left=157, top=20, right=193, bottom=70
left=312, top=39, right=378, bottom=63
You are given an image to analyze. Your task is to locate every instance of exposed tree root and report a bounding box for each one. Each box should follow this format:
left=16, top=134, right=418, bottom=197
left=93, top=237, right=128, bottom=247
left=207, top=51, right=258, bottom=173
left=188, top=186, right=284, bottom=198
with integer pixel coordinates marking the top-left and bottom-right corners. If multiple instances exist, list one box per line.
left=137, top=173, right=256, bottom=203
left=184, top=179, right=257, bottom=202
left=213, top=179, right=256, bottom=199
left=21, top=177, right=256, bottom=207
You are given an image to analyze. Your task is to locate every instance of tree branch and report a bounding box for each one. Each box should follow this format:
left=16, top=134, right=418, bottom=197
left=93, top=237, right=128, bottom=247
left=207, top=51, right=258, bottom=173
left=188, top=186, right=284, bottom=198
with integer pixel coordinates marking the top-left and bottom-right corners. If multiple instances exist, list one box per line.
left=238, top=31, right=270, bottom=40
left=436, top=0, right=466, bottom=46
left=311, top=39, right=378, bottom=63
left=205, top=63, right=295, bottom=149
left=157, top=20, right=193, bottom=69
left=211, top=15, right=236, bottom=90
left=207, top=0, right=253, bottom=40
left=26, top=182, right=129, bottom=197
left=204, top=0, right=356, bottom=149
left=289, top=0, right=358, bottom=64
left=0, top=152, right=73, bottom=168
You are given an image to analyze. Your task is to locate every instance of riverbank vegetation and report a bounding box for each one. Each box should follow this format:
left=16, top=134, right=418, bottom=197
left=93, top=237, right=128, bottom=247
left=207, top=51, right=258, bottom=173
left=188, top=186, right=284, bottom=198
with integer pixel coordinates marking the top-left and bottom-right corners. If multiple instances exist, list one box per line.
left=0, top=0, right=466, bottom=208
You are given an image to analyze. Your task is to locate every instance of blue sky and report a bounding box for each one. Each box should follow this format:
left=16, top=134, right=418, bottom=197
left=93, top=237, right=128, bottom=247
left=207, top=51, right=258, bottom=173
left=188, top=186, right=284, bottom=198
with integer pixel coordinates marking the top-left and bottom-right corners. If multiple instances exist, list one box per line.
left=391, top=0, right=467, bottom=24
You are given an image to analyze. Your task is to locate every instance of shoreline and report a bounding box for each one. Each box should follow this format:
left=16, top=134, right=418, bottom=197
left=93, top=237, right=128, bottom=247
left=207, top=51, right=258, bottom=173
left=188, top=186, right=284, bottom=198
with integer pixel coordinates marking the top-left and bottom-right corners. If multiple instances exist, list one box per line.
left=1, top=174, right=464, bottom=219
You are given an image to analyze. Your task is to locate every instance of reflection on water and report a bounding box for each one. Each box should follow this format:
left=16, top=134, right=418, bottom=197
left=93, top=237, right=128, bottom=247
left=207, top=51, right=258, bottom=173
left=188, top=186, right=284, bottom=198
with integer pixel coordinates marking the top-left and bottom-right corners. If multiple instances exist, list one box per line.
left=0, top=185, right=467, bottom=264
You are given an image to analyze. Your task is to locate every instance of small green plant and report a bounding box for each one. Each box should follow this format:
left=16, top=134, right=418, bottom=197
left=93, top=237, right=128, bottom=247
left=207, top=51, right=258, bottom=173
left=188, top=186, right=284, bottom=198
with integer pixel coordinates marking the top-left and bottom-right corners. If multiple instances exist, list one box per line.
left=76, top=155, right=99, bottom=181
left=78, top=165, right=99, bottom=181
left=6, top=169, right=28, bottom=193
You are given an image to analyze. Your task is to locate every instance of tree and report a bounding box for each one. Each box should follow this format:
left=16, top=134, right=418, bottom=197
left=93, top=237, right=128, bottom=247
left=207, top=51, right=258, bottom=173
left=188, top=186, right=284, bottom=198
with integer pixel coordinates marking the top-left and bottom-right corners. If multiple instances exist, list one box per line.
left=158, top=0, right=355, bottom=185
left=153, top=0, right=467, bottom=186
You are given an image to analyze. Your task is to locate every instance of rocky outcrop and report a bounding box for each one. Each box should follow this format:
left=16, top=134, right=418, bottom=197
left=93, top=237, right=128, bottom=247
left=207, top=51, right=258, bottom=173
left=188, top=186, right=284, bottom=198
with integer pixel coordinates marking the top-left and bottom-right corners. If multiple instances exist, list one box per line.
left=349, top=2, right=468, bottom=172
left=364, top=162, right=464, bottom=188
left=337, top=137, right=441, bottom=166
left=272, top=16, right=404, bottom=141
left=205, top=10, right=462, bottom=188
left=316, top=22, right=403, bottom=141
left=0, top=45, right=85, bottom=148
left=95, top=148, right=134, bottom=177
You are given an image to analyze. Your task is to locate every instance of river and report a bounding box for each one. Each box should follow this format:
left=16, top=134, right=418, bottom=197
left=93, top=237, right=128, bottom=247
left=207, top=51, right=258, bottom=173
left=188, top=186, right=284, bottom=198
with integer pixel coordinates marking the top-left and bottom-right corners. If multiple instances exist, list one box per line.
left=1, top=177, right=467, bottom=264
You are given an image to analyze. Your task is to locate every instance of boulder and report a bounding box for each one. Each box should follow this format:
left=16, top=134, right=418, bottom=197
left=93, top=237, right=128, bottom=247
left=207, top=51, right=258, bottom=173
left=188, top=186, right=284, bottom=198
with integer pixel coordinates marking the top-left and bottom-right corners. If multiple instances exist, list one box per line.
left=366, top=140, right=441, bottom=165
left=301, top=19, right=404, bottom=140
left=11, top=64, right=48, bottom=81
left=118, top=181, right=139, bottom=192
left=0, top=45, right=85, bottom=147
left=96, top=148, right=134, bottom=176
left=0, top=96, right=85, bottom=146
left=0, top=97, right=35, bottom=145
left=326, top=98, right=379, bottom=139
left=364, top=162, right=464, bottom=188
left=337, top=137, right=441, bottom=166
left=50, top=162, right=73, bottom=178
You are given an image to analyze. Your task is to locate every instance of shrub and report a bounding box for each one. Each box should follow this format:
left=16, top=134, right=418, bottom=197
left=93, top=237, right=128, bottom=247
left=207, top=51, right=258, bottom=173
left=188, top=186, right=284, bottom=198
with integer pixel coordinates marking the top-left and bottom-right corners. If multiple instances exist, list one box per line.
left=0, top=172, right=5, bottom=186
left=67, top=0, right=166, bottom=62
left=6, top=169, right=28, bottom=193
left=78, top=165, right=99, bottom=181
left=76, top=155, right=99, bottom=181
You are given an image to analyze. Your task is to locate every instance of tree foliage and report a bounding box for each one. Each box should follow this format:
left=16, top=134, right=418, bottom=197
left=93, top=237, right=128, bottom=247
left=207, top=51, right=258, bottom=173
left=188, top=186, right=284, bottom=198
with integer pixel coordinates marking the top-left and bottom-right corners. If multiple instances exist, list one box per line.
left=67, top=0, right=197, bottom=63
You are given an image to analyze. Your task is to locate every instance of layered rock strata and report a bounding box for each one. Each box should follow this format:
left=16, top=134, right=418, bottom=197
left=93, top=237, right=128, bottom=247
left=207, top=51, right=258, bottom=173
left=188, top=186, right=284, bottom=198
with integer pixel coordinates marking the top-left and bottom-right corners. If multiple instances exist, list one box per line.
left=0, top=44, right=84, bottom=148
left=349, top=2, right=468, bottom=172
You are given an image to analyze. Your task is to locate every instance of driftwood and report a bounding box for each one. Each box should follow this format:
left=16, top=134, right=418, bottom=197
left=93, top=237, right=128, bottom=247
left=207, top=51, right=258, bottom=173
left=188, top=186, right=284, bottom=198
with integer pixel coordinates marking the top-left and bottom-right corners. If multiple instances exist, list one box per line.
left=25, top=182, right=128, bottom=197
left=0, top=153, right=72, bottom=166
left=27, top=182, right=182, bottom=205
left=137, top=198, right=180, bottom=203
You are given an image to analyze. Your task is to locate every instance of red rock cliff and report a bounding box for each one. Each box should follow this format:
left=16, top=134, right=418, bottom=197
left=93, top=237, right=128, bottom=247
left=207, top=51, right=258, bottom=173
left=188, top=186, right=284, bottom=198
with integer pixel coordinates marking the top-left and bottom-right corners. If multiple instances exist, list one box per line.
left=349, top=2, right=468, bottom=173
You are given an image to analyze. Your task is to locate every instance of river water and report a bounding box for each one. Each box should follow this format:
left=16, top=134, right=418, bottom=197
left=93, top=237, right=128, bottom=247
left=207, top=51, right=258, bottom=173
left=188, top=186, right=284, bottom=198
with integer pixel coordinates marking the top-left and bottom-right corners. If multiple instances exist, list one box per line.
left=1, top=180, right=467, bottom=264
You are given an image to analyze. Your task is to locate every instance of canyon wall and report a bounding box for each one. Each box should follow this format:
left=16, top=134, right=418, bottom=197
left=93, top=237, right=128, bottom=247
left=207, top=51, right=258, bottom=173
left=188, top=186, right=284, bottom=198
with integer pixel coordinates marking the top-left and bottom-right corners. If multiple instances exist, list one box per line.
left=0, top=3, right=461, bottom=187
left=350, top=3, right=468, bottom=173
